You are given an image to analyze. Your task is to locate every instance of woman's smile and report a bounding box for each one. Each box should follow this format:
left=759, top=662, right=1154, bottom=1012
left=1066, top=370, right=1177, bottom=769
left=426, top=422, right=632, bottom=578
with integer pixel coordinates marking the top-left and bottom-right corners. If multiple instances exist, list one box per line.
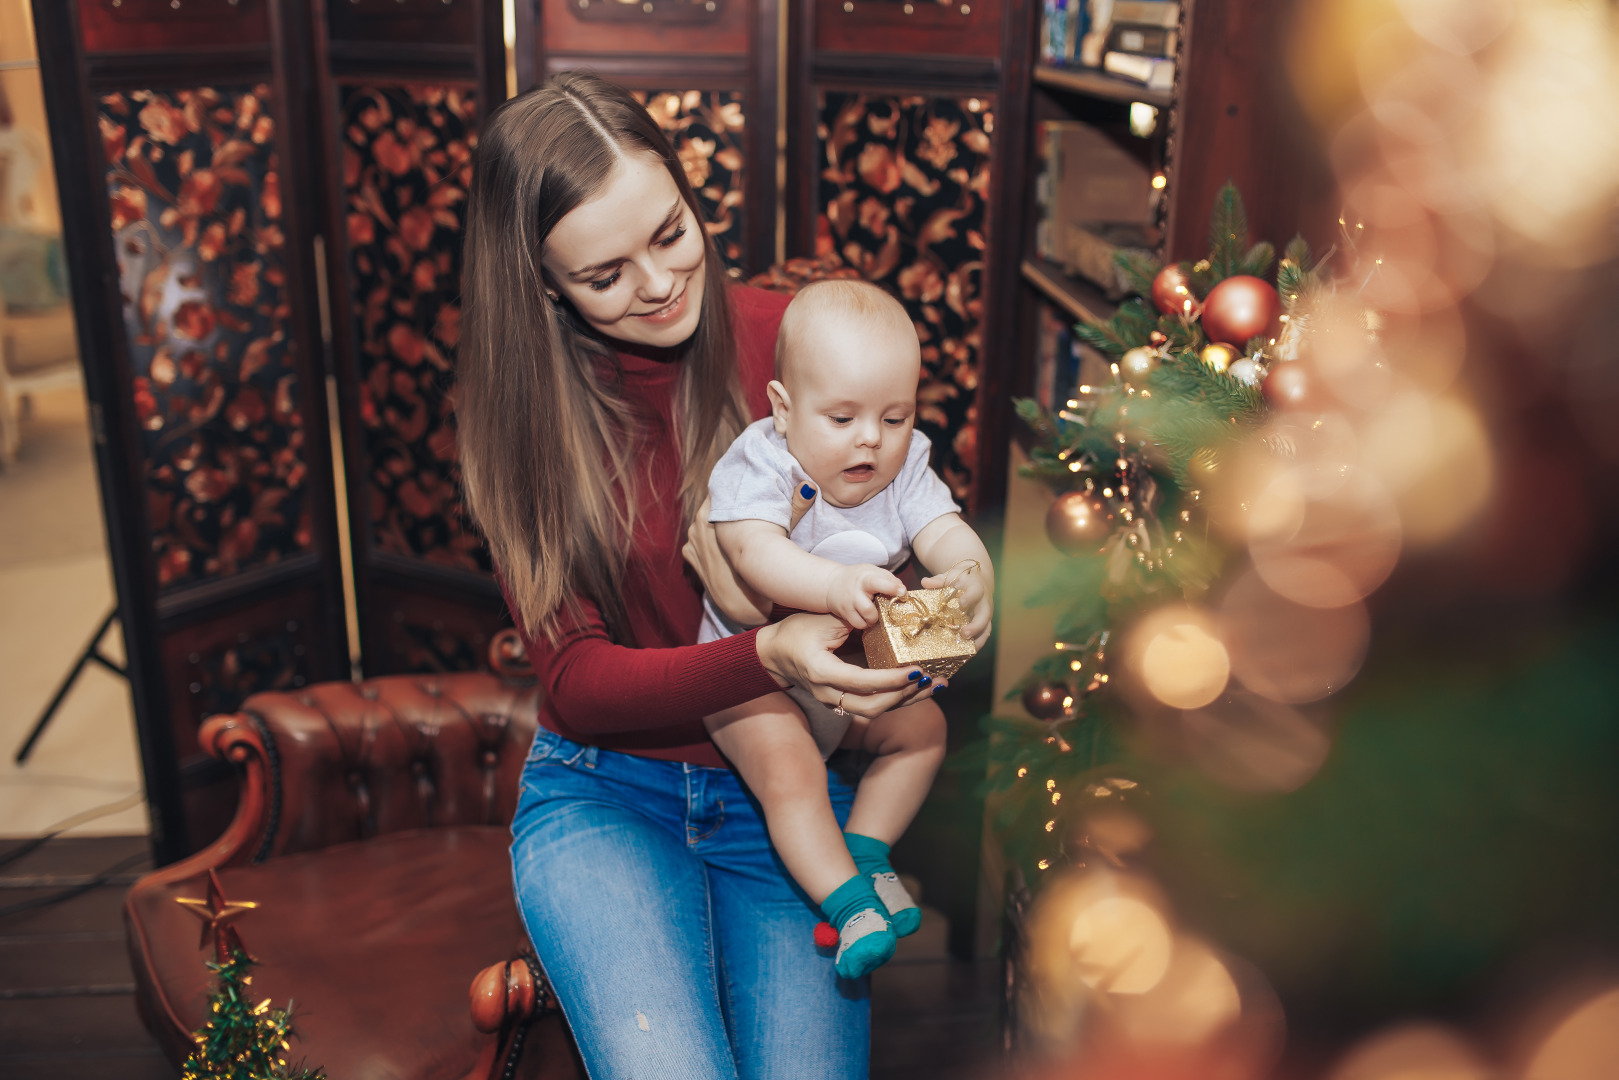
left=634, top=286, right=687, bottom=325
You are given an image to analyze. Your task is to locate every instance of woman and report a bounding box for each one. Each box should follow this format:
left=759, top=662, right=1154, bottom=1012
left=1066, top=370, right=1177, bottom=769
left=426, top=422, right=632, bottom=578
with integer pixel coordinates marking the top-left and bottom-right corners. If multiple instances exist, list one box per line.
left=457, top=72, right=937, bottom=1079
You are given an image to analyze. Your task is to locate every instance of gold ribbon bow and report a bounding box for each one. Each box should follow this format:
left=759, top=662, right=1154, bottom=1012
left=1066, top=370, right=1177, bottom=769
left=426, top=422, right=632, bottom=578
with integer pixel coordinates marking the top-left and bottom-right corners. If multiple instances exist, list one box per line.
left=891, top=589, right=966, bottom=640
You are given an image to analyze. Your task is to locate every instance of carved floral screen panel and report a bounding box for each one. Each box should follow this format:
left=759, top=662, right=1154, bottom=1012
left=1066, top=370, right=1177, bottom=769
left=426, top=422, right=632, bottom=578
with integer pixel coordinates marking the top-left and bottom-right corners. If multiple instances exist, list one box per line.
left=816, top=92, right=993, bottom=501
left=634, top=89, right=747, bottom=275
left=103, top=86, right=313, bottom=591
left=339, top=84, right=487, bottom=573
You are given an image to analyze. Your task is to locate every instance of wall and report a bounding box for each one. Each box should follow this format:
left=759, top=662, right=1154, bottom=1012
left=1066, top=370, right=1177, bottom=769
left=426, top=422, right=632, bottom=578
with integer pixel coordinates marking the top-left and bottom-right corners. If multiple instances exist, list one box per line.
left=0, top=0, right=60, bottom=232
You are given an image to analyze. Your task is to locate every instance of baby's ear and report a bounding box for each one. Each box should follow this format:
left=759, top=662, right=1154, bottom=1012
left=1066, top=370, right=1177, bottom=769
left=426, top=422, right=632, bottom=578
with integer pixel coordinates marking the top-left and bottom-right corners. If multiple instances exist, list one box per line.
left=766, top=380, right=792, bottom=435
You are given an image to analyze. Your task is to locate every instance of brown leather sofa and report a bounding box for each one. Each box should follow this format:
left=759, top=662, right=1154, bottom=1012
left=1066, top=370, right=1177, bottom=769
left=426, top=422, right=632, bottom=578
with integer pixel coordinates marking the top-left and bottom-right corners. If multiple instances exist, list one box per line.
left=122, top=642, right=584, bottom=1079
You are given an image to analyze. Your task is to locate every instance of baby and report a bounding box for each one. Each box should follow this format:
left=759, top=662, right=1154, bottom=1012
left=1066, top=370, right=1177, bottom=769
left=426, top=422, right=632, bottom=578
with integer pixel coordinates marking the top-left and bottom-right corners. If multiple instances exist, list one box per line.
left=700, top=280, right=994, bottom=979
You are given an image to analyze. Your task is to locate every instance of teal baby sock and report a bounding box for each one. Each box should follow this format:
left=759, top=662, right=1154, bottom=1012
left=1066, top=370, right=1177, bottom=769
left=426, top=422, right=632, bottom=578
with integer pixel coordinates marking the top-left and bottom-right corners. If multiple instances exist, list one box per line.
left=820, top=874, right=896, bottom=979
left=844, top=832, right=921, bottom=937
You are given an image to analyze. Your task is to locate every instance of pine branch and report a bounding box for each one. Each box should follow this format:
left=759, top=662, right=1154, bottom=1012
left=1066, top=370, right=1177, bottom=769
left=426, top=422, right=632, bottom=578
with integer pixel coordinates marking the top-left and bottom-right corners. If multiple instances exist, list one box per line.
left=1014, top=397, right=1058, bottom=443
left=1283, top=233, right=1313, bottom=270
left=1073, top=320, right=1129, bottom=357
left=1207, top=182, right=1248, bottom=282
left=1113, top=249, right=1161, bottom=298
left=1113, top=298, right=1160, bottom=349
left=1239, top=240, right=1275, bottom=279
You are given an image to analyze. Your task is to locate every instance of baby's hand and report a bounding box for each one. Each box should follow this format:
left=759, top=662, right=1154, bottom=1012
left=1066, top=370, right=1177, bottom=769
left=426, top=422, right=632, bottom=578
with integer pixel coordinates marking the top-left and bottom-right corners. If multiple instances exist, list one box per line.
left=825, top=564, right=906, bottom=629
left=922, top=560, right=992, bottom=648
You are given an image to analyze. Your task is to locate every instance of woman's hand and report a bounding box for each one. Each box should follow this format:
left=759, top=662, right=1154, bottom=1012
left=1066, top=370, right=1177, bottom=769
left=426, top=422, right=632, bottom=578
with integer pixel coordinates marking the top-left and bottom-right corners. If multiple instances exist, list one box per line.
left=922, top=558, right=993, bottom=649
left=755, top=613, right=934, bottom=719
left=682, top=488, right=820, bottom=628
left=683, top=495, right=771, bottom=627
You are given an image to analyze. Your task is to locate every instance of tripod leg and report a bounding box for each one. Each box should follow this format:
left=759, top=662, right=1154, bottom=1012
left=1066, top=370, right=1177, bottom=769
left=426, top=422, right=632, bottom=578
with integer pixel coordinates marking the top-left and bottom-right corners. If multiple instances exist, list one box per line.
left=14, top=608, right=120, bottom=765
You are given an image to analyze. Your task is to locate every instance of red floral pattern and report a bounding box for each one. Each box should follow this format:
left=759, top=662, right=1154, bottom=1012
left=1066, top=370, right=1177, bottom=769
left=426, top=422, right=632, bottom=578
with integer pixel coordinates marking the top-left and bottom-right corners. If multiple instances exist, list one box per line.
left=340, top=84, right=486, bottom=571
left=816, top=92, right=993, bottom=500
left=633, top=90, right=747, bottom=274
left=102, top=86, right=312, bottom=591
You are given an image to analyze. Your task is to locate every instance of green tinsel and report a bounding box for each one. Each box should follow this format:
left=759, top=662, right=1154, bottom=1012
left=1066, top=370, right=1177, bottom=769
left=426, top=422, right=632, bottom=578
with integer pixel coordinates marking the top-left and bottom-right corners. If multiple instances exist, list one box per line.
left=181, top=949, right=324, bottom=1080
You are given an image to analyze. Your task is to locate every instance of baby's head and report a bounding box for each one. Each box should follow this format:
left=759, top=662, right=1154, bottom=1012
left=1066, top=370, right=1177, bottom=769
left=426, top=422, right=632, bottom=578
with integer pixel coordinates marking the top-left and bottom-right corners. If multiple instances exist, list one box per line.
left=768, top=280, right=921, bottom=509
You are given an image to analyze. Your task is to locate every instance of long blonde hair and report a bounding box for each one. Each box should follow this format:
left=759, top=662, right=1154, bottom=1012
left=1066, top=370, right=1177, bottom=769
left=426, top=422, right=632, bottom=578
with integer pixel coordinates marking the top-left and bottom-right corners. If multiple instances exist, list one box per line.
left=458, top=72, right=748, bottom=644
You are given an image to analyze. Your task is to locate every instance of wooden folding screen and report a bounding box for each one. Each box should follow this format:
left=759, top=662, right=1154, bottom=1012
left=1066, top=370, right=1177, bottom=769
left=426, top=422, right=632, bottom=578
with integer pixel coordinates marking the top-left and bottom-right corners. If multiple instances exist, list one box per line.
left=34, top=0, right=511, bottom=860
left=34, top=0, right=350, bottom=861
left=531, top=0, right=782, bottom=277
left=313, top=0, right=511, bottom=677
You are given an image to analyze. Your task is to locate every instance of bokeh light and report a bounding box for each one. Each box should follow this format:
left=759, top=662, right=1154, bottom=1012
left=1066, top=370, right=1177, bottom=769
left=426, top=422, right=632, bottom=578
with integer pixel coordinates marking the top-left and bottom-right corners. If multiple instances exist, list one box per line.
left=1126, top=606, right=1231, bottom=710
left=1177, top=693, right=1332, bottom=794
left=1325, top=1023, right=1490, bottom=1080
left=1221, top=569, right=1370, bottom=704
left=1522, top=987, right=1619, bottom=1080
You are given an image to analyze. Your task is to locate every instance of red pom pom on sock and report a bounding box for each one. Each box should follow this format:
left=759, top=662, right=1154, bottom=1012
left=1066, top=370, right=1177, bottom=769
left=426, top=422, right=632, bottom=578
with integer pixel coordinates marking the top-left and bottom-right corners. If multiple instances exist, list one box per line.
left=813, top=921, right=839, bottom=949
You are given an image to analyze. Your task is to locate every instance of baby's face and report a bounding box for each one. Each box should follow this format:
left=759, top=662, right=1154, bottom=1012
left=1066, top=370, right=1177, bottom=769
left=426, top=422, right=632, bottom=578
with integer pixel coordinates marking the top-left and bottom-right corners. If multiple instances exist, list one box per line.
left=771, top=316, right=920, bottom=509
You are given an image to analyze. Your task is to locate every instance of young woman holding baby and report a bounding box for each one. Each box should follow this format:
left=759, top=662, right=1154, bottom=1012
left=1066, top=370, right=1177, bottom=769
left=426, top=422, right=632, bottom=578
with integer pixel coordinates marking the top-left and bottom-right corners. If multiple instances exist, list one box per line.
left=457, top=72, right=992, bottom=1079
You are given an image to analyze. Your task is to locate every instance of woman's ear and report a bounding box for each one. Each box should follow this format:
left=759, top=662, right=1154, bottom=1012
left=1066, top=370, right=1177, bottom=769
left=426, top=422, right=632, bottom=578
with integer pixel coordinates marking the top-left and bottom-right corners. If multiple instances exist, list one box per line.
left=766, top=380, right=792, bottom=435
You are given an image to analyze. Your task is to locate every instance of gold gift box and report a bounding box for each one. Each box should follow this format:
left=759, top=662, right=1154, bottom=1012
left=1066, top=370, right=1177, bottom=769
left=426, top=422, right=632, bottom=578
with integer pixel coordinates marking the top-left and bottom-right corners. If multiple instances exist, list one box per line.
left=862, top=588, right=977, bottom=681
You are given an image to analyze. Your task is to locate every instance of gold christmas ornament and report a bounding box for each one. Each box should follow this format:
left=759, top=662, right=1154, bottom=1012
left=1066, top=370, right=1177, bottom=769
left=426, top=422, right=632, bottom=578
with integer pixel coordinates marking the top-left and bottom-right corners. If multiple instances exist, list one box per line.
left=1119, top=346, right=1160, bottom=383
left=1199, top=342, right=1239, bottom=374
left=863, top=587, right=977, bottom=680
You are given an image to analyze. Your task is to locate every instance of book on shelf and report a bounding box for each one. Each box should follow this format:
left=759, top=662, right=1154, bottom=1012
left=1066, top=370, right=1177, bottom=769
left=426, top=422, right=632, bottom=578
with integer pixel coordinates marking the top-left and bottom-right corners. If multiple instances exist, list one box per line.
left=1106, top=21, right=1178, bottom=58
left=1034, top=301, right=1111, bottom=410
left=1034, top=119, right=1158, bottom=297
left=1103, top=50, right=1176, bottom=91
left=1040, top=0, right=1087, bottom=65
left=1110, top=0, right=1181, bottom=29
left=1066, top=221, right=1159, bottom=300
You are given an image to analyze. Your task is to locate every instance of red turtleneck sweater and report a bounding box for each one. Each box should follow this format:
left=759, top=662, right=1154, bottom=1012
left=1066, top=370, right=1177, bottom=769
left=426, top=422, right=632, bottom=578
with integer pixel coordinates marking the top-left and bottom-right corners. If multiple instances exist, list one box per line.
left=501, top=285, right=792, bottom=767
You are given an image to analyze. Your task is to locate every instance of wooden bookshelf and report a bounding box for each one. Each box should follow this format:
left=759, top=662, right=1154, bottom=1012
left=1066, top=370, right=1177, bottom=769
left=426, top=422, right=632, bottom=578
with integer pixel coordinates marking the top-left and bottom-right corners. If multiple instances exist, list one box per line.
left=1020, top=257, right=1118, bottom=326
left=1033, top=62, right=1173, bottom=109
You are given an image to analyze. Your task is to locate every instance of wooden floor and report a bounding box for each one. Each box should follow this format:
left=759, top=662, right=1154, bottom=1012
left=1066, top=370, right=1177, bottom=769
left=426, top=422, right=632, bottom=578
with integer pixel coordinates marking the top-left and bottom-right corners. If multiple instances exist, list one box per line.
left=0, top=836, right=1003, bottom=1079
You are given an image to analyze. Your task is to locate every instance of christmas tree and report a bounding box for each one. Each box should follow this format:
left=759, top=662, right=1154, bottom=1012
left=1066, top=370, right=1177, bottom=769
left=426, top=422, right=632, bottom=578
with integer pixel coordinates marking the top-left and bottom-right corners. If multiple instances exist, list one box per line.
left=981, top=183, right=1331, bottom=881
left=182, top=946, right=324, bottom=1080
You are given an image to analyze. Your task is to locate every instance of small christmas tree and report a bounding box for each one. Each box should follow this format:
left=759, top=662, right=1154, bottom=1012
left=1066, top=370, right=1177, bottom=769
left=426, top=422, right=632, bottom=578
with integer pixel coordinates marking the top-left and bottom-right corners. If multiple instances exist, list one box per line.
left=174, top=870, right=324, bottom=1080
left=182, top=946, right=324, bottom=1080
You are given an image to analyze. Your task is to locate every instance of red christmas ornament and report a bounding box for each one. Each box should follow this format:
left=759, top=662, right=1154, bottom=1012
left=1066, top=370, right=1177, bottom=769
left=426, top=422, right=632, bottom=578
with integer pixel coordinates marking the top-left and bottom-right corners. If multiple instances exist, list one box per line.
left=1200, top=275, right=1282, bottom=347
left=813, top=921, right=840, bottom=949
left=1045, top=491, right=1112, bottom=554
left=1150, top=264, right=1200, bottom=317
left=1262, top=362, right=1314, bottom=411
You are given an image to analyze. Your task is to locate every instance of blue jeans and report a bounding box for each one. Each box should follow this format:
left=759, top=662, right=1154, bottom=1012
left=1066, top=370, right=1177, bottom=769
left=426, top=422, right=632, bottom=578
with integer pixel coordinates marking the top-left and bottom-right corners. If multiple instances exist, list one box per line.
left=510, top=728, right=871, bottom=1080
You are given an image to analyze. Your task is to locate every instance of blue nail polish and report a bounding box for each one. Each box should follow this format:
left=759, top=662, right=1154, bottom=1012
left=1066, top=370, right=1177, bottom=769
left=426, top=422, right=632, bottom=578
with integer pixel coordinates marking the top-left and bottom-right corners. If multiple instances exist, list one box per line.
left=907, top=670, right=923, bottom=682
left=932, top=685, right=945, bottom=696
left=800, top=483, right=816, bottom=499
left=917, top=676, right=932, bottom=689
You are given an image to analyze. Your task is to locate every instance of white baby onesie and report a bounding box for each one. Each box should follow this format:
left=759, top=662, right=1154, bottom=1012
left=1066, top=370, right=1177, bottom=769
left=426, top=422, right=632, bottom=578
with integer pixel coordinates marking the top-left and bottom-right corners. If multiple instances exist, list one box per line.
left=700, top=417, right=960, bottom=753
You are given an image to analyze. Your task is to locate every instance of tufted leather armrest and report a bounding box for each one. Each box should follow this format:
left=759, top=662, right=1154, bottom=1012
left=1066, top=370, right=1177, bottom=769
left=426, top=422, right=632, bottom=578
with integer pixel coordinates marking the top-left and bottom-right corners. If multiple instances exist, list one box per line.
left=142, top=664, right=539, bottom=887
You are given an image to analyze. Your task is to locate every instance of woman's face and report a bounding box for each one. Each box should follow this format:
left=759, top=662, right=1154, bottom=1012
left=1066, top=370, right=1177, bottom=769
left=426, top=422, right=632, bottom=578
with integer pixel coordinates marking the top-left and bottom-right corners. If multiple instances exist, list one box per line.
left=542, top=152, right=707, bottom=350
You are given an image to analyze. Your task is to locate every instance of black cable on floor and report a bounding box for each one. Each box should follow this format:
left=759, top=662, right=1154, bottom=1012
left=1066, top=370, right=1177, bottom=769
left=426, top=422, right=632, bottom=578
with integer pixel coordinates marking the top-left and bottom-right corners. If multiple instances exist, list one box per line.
left=0, top=790, right=147, bottom=871
left=0, top=850, right=150, bottom=920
